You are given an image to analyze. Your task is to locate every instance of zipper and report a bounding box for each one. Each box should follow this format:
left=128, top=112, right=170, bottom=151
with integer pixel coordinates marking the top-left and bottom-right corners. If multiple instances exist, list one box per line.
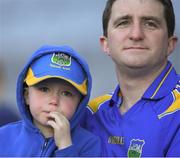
left=40, top=138, right=49, bottom=157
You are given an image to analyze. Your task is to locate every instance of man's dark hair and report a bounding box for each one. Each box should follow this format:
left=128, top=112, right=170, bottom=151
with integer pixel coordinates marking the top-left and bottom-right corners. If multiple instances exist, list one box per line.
left=102, top=0, right=175, bottom=37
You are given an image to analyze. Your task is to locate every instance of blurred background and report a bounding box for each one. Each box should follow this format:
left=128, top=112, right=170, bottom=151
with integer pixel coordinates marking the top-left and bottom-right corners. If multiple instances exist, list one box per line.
left=0, top=0, right=180, bottom=116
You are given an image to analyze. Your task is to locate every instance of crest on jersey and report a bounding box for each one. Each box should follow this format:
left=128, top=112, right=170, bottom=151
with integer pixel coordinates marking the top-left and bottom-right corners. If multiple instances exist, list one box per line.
left=128, top=139, right=145, bottom=158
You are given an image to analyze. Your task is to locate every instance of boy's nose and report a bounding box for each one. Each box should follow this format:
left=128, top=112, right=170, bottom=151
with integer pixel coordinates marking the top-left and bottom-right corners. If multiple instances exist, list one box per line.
left=50, top=93, right=59, bottom=106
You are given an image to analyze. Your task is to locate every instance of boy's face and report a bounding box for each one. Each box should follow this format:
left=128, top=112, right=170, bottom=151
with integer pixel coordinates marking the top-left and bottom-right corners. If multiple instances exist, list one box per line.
left=24, top=78, right=82, bottom=128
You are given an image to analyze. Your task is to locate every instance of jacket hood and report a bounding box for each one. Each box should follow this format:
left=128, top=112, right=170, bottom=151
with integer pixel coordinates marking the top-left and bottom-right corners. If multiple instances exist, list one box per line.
left=16, top=45, right=92, bottom=130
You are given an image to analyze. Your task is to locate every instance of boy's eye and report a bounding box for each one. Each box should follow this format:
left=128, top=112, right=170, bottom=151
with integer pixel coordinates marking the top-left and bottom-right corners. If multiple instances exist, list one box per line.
left=61, top=91, right=73, bottom=97
left=39, top=87, right=49, bottom=92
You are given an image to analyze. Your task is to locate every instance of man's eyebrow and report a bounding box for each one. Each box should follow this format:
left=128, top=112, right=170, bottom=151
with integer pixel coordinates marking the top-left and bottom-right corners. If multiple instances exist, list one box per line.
left=141, top=16, right=162, bottom=24
left=112, top=15, right=162, bottom=27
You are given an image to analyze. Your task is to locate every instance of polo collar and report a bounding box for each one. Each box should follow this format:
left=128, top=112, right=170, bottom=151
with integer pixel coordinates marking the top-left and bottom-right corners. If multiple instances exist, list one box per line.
left=110, top=61, right=179, bottom=106
left=142, top=61, right=178, bottom=100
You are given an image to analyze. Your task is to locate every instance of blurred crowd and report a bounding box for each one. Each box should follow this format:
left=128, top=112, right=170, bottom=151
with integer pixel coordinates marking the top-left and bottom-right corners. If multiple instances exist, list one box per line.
left=0, top=61, right=20, bottom=126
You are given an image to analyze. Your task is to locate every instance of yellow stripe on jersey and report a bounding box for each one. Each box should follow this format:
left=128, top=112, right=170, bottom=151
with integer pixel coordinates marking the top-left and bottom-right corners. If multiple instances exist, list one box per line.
left=87, top=94, right=112, bottom=113
left=158, top=89, right=180, bottom=119
left=151, top=66, right=173, bottom=99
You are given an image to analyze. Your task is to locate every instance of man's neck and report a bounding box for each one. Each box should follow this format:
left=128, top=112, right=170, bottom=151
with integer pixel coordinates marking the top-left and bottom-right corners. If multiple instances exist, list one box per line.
left=119, top=77, right=150, bottom=114
left=116, top=64, right=166, bottom=114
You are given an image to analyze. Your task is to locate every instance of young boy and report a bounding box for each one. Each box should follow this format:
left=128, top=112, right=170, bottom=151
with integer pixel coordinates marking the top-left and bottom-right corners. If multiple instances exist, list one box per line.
left=0, top=45, right=101, bottom=156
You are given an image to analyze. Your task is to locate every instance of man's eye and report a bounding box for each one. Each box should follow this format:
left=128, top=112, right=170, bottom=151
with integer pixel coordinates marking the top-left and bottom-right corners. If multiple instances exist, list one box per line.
left=144, top=21, right=158, bottom=29
left=61, top=91, right=73, bottom=97
left=117, top=20, right=130, bottom=27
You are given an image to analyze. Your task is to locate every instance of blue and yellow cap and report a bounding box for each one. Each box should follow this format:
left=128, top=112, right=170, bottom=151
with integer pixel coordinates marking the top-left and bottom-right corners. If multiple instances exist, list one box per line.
left=24, top=52, right=87, bottom=95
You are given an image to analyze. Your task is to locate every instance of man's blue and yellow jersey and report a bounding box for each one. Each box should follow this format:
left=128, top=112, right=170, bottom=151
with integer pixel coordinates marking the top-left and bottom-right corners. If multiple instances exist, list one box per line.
left=81, top=61, right=180, bottom=157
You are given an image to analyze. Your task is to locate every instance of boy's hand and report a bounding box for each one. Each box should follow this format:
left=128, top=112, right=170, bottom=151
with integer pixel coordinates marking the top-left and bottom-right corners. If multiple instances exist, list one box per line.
left=47, top=111, right=72, bottom=149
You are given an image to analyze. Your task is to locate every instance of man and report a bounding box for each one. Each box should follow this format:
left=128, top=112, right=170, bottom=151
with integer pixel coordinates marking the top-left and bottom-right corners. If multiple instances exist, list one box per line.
left=81, top=0, right=180, bottom=157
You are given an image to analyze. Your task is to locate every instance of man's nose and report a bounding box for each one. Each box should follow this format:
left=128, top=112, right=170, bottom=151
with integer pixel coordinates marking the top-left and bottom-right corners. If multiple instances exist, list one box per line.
left=129, top=22, right=145, bottom=41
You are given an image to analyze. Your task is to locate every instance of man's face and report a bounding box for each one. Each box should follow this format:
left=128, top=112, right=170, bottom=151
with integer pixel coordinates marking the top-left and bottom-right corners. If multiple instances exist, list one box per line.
left=100, top=0, right=177, bottom=75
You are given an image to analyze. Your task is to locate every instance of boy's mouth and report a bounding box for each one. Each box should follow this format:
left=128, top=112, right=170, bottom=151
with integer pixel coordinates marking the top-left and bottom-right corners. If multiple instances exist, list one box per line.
left=43, top=111, right=55, bottom=121
left=48, top=116, right=55, bottom=120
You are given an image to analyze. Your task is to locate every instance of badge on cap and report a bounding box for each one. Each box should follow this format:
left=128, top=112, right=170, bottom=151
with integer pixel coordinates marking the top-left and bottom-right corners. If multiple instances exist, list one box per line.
left=51, top=53, right=71, bottom=67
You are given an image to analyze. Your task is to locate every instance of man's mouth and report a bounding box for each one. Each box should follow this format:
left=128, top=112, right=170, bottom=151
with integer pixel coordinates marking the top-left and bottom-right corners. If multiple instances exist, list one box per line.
left=124, top=46, right=148, bottom=50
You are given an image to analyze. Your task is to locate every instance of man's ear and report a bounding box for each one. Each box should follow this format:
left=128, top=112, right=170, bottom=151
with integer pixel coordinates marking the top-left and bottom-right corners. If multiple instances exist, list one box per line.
left=167, top=35, right=178, bottom=56
left=24, top=87, right=29, bottom=105
left=100, top=35, right=111, bottom=56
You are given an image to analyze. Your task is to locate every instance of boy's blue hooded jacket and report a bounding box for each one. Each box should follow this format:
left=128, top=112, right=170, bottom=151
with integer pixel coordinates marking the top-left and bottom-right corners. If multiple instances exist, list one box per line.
left=0, top=45, right=101, bottom=157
